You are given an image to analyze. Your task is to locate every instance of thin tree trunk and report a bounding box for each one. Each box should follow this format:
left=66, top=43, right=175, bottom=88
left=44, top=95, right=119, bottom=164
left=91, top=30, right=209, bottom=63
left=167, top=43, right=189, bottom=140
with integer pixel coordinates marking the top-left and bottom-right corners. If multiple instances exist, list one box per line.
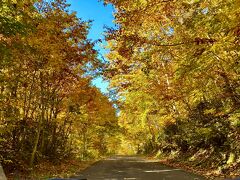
left=30, top=72, right=44, bottom=167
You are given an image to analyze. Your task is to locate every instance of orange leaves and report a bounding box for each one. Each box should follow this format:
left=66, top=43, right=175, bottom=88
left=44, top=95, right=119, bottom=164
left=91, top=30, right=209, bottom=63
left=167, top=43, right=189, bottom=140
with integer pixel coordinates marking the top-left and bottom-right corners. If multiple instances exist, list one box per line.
left=1, top=0, right=118, bottom=170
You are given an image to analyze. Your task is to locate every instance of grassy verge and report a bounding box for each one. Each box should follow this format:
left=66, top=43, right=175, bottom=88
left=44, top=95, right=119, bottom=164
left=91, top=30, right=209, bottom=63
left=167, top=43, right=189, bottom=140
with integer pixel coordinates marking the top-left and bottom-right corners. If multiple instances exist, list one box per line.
left=6, top=159, right=96, bottom=180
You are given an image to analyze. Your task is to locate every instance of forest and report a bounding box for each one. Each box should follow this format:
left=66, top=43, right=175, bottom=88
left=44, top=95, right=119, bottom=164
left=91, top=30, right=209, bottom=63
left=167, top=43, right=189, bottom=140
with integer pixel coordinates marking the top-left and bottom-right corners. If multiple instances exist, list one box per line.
left=1, top=0, right=240, bottom=178
left=0, top=0, right=119, bottom=177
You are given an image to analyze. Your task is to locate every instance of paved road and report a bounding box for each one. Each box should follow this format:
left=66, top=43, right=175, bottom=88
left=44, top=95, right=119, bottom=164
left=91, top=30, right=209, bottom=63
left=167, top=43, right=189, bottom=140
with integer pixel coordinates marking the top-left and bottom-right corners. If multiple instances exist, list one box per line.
left=73, top=156, right=206, bottom=180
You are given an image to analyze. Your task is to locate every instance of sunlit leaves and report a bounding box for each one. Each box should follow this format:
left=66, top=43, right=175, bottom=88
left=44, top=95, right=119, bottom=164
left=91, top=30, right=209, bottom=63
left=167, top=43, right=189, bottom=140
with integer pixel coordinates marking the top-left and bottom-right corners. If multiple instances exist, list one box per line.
left=0, top=0, right=118, bottom=171
left=104, top=0, right=240, bottom=164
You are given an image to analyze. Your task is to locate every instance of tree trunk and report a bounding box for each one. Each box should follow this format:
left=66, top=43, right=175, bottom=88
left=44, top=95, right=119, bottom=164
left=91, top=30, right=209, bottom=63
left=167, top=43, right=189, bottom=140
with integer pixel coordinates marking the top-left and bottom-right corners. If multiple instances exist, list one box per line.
left=30, top=72, right=44, bottom=167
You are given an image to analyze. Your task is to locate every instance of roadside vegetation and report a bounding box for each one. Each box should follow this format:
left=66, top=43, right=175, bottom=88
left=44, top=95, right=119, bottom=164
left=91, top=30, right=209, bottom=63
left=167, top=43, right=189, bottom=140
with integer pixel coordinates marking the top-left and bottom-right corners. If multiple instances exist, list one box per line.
left=0, top=0, right=119, bottom=178
left=103, top=0, right=240, bottom=178
left=7, top=159, right=96, bottom=180
left=1, top=0, right=240, bottom=179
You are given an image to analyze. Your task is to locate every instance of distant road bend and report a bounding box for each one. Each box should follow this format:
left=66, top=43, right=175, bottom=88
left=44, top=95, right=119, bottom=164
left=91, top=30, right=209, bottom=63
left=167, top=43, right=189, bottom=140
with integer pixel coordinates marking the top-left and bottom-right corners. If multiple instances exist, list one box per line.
left=72, top=156, right=206, bottom=180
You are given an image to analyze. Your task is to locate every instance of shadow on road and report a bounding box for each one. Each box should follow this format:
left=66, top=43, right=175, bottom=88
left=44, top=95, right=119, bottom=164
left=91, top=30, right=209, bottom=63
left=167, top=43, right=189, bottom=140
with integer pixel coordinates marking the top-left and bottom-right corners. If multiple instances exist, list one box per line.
left=73, top=156, right=206, bottom=180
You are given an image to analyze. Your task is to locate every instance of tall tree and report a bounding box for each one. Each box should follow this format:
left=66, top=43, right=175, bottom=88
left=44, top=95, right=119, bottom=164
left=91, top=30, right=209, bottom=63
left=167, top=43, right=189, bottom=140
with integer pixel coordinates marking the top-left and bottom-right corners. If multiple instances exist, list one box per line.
left=104, top=0, right=240, bottom=169
left=0, top=0, right=119, bottom=173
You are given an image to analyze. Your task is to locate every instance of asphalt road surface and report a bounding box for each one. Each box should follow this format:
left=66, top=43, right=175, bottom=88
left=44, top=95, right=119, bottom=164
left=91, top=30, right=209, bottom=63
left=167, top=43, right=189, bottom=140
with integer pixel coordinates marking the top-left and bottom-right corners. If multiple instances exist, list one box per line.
left=73, top=156, right=206, bottom=180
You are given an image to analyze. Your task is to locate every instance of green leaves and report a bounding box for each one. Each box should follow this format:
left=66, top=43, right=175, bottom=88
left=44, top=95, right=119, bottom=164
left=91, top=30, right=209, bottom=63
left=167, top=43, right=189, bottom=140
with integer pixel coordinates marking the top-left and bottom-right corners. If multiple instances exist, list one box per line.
left=104, top=0, right=240, bottom=170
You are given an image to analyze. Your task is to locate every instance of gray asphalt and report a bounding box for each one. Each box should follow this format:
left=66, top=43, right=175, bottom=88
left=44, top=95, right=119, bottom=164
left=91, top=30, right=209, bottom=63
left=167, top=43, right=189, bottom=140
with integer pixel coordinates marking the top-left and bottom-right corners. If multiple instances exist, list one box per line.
left=73, top=156, right=206, bottom=180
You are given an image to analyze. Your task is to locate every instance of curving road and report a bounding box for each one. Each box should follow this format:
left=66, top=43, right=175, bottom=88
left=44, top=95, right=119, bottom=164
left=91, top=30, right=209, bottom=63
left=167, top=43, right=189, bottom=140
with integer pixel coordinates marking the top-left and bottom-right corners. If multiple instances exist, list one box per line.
left=73, top=156, right=206, bottom=180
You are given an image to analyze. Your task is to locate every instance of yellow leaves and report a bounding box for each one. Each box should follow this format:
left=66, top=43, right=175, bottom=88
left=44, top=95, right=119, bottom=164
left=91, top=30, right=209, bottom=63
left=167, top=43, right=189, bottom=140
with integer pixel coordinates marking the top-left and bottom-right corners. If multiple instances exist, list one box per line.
left=58, top=111, right=67, bottom=119
left=196, top=127, right=212, bottom=137
left=11, top=0, right=17, bottom=4
left=227, top=152, right=236, bottom=165
left=139, top=0, right=147, bottom=5
left=204, top=108, right=216, bottom=115
left=133, top=0, right=147, bottom=8
left=229, top=113, right=240, bottom=127
left=159, top=115, right=176, bottom=127
left=184, top=0, right=200, bottom=4
left=103, top=0, right=240, bottom=162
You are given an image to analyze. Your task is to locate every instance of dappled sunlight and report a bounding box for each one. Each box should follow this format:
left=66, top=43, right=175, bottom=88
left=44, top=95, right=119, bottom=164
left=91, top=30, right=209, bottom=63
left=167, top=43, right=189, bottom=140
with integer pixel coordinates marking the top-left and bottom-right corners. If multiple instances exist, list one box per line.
left=1, top=0, right=239, bottom=179
left=75, top=156, right=205, bottom=180
left=145, top=169, right=181, bottom=173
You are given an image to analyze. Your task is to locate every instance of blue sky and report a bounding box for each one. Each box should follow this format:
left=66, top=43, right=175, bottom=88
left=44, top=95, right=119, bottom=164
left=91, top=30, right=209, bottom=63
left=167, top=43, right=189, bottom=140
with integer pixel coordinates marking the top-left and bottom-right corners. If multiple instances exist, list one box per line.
left=67, top=0, right=115, bottom=94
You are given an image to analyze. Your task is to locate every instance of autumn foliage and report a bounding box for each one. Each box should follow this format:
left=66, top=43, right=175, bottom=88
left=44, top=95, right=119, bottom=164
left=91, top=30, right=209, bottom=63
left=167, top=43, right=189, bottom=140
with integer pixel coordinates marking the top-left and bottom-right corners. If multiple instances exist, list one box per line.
left=104, top=0, right=240, bottom=176
left=1, top=0, right=240, bottom=178
left=0, top=0, right=118, bottom=174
